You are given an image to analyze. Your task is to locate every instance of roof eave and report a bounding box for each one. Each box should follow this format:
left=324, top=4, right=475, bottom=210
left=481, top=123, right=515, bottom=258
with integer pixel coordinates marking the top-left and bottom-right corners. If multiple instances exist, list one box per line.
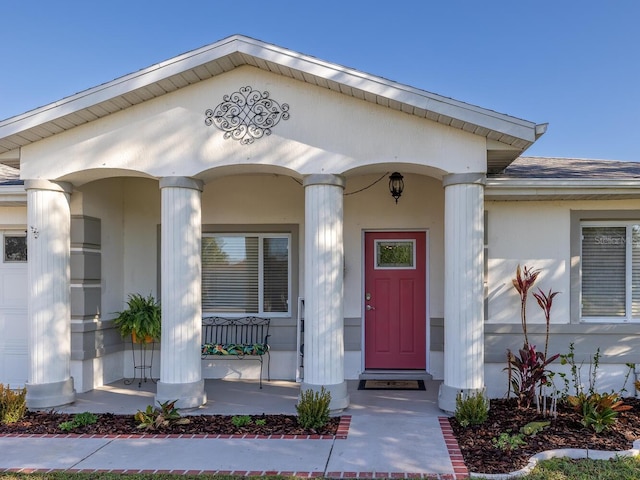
left=486, top=178, right=640, bottom=201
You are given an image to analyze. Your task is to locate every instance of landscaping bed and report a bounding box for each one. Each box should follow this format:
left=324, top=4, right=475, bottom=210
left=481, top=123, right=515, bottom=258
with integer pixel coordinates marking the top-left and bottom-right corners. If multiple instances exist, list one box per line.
left=0, top=411, right=340, bottom=437
left=450, top=397, right=640, bottom=475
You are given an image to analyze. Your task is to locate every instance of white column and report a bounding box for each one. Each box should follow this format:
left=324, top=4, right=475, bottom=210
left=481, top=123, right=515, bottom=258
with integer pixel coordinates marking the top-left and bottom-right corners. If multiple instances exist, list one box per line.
left=301, top=174, right=349, bottom=411
left=156, top=177, right=207, bottom=409
left=438, top=173, right=486, bottom=413
left=24, top=180, right=75, bottom=408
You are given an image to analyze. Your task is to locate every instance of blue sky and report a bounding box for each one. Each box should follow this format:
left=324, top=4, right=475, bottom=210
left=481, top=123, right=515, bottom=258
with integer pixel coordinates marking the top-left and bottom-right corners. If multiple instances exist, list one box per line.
left=1, top=1, right=638, bottom=161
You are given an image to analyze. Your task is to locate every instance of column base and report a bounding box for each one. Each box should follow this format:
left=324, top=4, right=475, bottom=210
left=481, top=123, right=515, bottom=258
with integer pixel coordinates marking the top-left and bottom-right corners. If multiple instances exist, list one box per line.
left=26, top=377, right=76, bottom=409
left=156, top=379, right=207, bottom=409
left=300, top=380, right=350, bottom=413
left=438, top=383, right=485, bottom=414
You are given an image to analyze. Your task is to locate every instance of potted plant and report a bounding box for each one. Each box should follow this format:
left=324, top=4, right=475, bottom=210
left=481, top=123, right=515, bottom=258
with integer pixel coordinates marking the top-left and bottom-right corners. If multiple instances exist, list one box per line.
left=113, top=293, right=161, bottom=344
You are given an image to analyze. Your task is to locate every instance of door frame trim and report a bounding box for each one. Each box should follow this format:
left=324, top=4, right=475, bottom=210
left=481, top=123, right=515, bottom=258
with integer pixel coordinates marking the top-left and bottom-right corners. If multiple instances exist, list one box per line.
left=360, top=228, right=430, bottom=373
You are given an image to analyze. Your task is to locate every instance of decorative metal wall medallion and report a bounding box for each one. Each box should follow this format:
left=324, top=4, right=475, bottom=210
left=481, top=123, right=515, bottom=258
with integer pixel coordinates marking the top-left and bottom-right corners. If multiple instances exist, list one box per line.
left=205, top=86, right=290, bottom=144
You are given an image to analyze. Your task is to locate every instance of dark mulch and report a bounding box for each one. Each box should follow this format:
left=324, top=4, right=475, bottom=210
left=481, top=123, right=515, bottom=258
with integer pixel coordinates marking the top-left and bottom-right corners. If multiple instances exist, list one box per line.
left=450, top=397, right=640, bottom=475
left=0, top=411, right=340, bottom=437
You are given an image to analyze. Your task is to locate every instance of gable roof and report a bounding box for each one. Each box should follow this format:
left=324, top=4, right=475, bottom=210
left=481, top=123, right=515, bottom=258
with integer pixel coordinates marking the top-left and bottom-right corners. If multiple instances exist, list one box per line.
left=0, top=35, right=545, bottom=172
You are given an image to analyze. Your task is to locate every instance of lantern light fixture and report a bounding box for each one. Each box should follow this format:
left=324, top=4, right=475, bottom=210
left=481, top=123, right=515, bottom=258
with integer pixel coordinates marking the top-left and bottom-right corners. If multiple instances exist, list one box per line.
left=388, top=172, right=404, bottom=204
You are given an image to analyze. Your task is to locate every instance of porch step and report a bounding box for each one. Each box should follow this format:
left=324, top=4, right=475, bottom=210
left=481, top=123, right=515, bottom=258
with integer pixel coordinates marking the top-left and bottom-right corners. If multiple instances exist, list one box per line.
left=359, top=370, right=433, bottom=381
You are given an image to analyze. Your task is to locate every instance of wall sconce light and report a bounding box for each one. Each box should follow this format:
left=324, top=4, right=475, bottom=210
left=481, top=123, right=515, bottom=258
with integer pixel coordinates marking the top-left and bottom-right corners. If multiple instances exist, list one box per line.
left=388, top=172, right=404, bottom=204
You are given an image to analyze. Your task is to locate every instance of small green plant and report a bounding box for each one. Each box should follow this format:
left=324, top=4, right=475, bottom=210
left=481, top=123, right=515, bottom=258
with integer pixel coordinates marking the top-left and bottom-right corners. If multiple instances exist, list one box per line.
left=58, top=411, right=98, bottom=431
left=0, top=384, right=27, bottom=424
left=520, top=420, right=549, bottom=436
left=296, top=386, right=331, bottom=430
left=567, top=392, right=632, bottom=433
left=134, top=399, right=190, bottom=430
left=231, top=415, right=252, bottom=427
left=255, top=418, right=267, bottom=426
left=491, top=430, right=526, bottom=451
left=454, top=390, right=489, bottom=427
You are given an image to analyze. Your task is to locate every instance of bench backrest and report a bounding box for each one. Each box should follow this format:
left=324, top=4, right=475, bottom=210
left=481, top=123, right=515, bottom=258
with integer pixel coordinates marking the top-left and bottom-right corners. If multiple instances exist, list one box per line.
left=202, top=316, right=270, bottom=345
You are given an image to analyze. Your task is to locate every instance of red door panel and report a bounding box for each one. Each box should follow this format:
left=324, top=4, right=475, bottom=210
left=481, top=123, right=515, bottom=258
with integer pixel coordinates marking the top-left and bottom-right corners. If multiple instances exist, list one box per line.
left=365, top=231, right=426, bottom=369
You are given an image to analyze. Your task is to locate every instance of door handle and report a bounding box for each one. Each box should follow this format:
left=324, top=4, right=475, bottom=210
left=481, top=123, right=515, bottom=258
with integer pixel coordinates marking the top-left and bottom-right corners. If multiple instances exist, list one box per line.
left=366, top=304, right=375, bottom=311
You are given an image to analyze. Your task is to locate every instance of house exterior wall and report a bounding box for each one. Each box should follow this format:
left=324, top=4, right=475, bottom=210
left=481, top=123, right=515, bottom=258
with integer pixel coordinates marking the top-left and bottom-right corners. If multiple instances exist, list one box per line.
left=9, top=63, right=497, bottom=394
left=485, top=198, right=640, bottom=398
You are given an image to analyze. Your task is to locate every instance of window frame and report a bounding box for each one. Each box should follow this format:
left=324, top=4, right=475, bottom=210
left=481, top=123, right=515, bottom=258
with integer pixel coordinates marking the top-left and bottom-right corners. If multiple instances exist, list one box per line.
left=3, top=232, right=27, bottom=263
left=201, top=232, right=292, bottom=318
left=580, top=220, right=639, bottom=323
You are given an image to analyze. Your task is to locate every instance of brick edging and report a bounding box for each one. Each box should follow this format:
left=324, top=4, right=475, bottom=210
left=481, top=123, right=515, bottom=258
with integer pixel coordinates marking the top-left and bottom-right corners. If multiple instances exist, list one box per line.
left=0, top=415, right=352, bottom=441
left=438, top=417, right=469, bottom=479
left=0, top=468, right=458, bottom=478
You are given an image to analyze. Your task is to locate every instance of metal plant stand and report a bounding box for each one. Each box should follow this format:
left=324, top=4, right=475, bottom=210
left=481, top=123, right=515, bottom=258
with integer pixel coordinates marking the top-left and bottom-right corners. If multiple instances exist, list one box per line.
left=124, top=339, right=157, bottom=388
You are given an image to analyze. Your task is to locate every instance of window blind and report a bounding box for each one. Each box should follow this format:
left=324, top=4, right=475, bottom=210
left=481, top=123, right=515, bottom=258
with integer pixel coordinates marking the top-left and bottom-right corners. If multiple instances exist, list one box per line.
left=202, top=236, right=259, bottom=313
left=581, top=226, right=626, bottom=317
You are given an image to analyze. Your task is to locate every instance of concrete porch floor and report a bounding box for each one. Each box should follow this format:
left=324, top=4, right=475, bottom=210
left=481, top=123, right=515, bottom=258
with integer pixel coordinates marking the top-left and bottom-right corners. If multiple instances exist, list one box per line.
left=59, top=378, right=445, bottom=416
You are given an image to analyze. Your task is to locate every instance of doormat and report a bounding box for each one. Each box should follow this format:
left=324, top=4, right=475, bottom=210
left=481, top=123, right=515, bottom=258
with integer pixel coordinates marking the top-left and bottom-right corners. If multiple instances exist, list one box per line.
left=357, top=379, right=426, bottom=391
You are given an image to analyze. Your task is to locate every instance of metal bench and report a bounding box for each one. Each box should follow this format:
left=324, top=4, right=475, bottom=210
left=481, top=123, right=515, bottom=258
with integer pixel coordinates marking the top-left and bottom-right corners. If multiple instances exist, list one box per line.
left=201, top=316, right=271, bottom=388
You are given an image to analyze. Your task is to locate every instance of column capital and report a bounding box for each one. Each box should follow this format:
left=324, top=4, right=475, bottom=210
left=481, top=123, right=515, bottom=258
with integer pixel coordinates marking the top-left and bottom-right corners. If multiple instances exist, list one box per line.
left=442, top=173, right=486, bottom=188
left=159, top=176, right=204, bottom=192
left=24, top=179, right=73, bottom=194
left=303, top=174, right=346, bottom=189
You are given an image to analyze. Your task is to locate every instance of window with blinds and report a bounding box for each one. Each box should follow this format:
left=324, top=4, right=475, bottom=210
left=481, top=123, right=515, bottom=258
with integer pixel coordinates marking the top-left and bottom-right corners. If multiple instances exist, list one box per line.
left=581, top=223, right=640, bottom=321
left=202, top=234, right=290, bottom=315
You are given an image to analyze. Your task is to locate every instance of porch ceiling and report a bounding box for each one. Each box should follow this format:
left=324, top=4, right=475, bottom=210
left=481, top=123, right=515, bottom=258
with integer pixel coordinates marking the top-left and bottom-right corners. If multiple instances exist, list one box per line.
left=0, top=35, right=543, bottom=171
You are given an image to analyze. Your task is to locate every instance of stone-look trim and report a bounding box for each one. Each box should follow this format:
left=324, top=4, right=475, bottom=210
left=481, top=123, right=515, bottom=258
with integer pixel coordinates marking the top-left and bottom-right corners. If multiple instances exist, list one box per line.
left=485, top=322, right=640, bottom=364
left=25, top=183, right=75, bottom=408
left=439, top=176, right=484, bottom=413
left=158, top=178, right=206, bottom=408
left=303, top=174, right=349, bottom=411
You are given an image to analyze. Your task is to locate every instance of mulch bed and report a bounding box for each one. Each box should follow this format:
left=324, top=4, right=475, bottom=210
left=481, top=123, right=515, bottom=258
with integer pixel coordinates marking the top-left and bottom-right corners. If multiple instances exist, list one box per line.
left=0, top=411, right=340, bottom=437
left=449, top=397, right=640, bottom=475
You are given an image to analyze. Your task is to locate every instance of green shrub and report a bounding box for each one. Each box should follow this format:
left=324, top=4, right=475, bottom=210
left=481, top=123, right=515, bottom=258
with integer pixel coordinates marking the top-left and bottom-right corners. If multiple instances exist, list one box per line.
left=59, top=412, right=98, bottom=431
left=0, top=384, right=27, bottom=424
left=134, top=399, right=189, bottom=430
left=568, top=392, right=631, bottom=433
left=454, top=390, right=489, bottom=427
left=296, top=386, right=331, bottom=429
left=231, top=415, right=252, bottom=427
left=492, top=430, right=526, bottom=451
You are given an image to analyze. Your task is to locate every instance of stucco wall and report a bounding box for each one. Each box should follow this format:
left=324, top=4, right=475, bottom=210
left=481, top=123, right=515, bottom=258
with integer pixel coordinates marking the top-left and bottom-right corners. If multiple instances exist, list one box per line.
left=485, top=197, right=640, bottom=398
left=20, top=66, right=485, bottom=182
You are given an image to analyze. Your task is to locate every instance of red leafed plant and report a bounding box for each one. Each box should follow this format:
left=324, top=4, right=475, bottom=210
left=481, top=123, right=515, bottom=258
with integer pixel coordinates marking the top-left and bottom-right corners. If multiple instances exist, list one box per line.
left=512, top=265, right=541, bottom=347
left=507, top=344, right=560, bottom=409
left=532, top=288, right=560, bottom=361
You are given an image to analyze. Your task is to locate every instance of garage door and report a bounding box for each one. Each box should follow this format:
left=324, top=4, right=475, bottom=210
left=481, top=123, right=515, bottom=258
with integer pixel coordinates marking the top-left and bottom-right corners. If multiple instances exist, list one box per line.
left=0, top=231, right=28, bottom=388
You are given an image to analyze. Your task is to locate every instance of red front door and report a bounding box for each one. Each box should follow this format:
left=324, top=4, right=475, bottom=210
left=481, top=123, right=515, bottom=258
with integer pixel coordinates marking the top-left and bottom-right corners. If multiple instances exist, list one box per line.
left=364, top=231, right=426, bottom=369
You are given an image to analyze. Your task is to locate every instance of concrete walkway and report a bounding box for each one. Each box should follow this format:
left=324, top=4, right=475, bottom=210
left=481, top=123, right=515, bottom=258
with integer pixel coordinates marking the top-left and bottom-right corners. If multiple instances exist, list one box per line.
left=0, top=379, right=467, bottom=479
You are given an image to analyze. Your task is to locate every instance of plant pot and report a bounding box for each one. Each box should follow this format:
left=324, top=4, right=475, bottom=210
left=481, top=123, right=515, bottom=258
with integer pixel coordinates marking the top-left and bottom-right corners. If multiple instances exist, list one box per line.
left=131, top=331, right=154, bottom=344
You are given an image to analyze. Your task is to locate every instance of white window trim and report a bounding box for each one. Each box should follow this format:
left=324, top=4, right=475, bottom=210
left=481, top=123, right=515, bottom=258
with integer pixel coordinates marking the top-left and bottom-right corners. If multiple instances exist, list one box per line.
left=202, top=232, right=291, bottom=317
left=581, top=220, right=638, bottom=323
left=2, top=231, right=27, bottom=263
